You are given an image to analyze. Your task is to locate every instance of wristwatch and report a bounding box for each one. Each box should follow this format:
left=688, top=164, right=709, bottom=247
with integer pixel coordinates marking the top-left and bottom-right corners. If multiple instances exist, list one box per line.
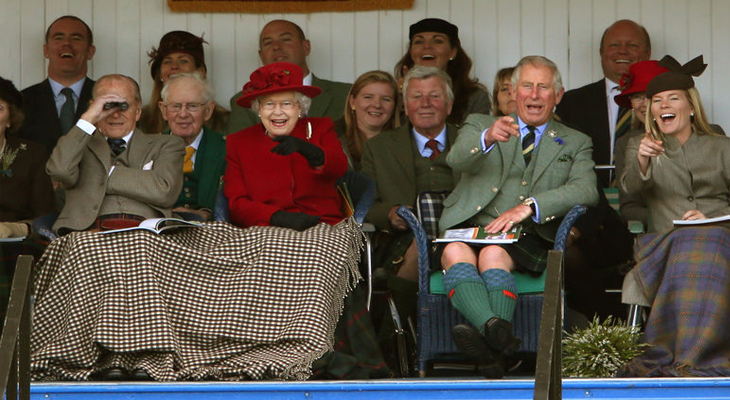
left=523, top=198, right=536, bottom=214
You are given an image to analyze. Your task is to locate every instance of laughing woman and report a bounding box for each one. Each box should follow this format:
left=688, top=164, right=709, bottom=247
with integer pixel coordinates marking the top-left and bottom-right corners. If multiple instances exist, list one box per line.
left=225, top=62, right=347, bottom=230
left=335, top=70, right=400, bottom=171
left=620, top=55, right=730, bottom=377
left=394, top=18, right=489, bottom=127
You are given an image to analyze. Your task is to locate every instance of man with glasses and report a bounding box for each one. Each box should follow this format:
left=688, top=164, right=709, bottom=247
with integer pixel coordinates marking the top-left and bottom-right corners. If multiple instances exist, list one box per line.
left=46, top=74, right=184, bottom=235
left=160, top=73, right=226, bottom=221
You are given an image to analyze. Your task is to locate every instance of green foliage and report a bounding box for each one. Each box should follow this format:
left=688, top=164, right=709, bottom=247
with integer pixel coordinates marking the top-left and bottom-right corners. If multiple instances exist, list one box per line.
left=562, top=316, right=651, bottom=378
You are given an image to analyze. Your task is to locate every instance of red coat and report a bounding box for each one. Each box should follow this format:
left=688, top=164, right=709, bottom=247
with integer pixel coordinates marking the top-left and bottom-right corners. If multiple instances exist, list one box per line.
left=224, top=117, right=347, bottom=227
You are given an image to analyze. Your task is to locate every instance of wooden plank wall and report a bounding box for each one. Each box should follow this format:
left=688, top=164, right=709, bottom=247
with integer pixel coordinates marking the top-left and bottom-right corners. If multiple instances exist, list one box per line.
left=0, top=0, right=728, bottom=130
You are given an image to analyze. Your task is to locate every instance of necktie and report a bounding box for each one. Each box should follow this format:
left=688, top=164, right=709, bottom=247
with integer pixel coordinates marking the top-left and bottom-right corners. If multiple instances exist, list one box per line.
left=615, top=106, right=631, bottom=141
left=426, top=139, right=441, bottom=161
left=59, top=87, right=76, bottom=135
left=183, top=147, right=195, bottom=174
left=522, top=126, right=536, bottom=167
left=107, top=138, right=126, bottom=156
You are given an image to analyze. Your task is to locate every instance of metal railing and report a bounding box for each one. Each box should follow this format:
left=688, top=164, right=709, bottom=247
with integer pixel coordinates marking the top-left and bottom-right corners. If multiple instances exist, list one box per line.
left=0, top=254, right=33, bottom=400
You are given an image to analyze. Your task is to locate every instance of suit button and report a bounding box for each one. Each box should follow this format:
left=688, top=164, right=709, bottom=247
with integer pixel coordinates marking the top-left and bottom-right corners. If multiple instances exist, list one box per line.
left=492, top=187, right=498, bottom=193
left=430, top=166, right=436, bottom=171
left=519, top=195, right=525, bottom=201
left=547, top=216, right=554, bottom=221
left=687, top=196, right=694, bottom=202
left=470, top=148, right=479, bottom=154
left=476, top=206, right=482, bottom=211
left=522, top=181, right=528, bottom=186
left=92, top=204, right=98, bottom=210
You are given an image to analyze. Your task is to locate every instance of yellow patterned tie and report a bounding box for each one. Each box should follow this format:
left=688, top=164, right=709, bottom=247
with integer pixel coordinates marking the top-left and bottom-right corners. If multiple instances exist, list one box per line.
left=183, top=147, right=195, bottom=174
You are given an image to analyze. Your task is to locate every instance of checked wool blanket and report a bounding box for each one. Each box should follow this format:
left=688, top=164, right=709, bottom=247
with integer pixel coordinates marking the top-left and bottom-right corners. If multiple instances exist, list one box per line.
left=620, top=225, right=730, bottom=377
left=30, top=219, right=363, bottom=381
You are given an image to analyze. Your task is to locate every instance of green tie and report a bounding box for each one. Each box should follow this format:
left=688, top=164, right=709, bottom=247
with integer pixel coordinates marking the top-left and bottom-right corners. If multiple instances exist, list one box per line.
left=59, top=87, right=76, bottom=135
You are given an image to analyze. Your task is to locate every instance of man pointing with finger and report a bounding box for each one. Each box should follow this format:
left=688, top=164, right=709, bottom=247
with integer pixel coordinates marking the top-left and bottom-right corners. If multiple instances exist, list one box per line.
left=436, top=55, right=598, bottom=378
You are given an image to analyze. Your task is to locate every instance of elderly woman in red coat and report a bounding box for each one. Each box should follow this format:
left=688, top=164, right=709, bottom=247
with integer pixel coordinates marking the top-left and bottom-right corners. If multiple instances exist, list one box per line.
left=224, top=62, right=347, bottom=230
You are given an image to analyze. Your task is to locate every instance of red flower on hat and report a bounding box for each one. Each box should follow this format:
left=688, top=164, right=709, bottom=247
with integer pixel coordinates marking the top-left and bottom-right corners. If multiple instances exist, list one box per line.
left=619, top=73, right=632, bottom=92
left=243, top=66, right=291, bottom=94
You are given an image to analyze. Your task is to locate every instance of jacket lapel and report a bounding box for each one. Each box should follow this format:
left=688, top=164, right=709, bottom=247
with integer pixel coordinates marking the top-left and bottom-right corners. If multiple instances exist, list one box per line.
left=391, top=124, right=417, bottom=189
left=530, top=120, right=562, bottom=183
left=308, top=75, right=333, bottom=117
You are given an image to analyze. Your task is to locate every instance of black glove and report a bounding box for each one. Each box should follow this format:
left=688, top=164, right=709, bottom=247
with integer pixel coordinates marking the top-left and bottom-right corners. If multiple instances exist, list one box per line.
left=271, top=135, right=325, bottom=167
left=270, top=210, right=321, bottom=231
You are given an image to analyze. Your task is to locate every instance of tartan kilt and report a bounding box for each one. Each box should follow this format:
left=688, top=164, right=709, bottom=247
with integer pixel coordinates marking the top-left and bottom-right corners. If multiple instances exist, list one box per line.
left=30, top=219, right=363, bottom=381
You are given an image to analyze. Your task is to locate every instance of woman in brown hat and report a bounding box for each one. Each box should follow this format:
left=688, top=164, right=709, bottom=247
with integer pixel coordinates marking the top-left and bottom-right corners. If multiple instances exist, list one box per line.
left=394, top=18, right=490, bottom=126
left=224, top=62, right=348, bottom=230
left=139, top=30, right=229, bottom=134
left=619, top=55, right=730, bottom=377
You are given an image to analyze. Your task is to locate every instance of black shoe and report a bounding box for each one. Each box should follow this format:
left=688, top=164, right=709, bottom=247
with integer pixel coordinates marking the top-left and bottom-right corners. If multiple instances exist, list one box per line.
left=94, top=367, right=128, bottom=381
left=484, top=317, right=521, bottom=356
left=130, top=368, right=153, bottom=380
left=451, top=324, right=504, bottom=379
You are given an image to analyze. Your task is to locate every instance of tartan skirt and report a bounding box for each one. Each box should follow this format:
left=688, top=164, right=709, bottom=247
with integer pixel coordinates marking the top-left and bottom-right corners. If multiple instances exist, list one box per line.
left=619, top=225, right=730, bottom=377
left=30, top=219, right=363, bottom=381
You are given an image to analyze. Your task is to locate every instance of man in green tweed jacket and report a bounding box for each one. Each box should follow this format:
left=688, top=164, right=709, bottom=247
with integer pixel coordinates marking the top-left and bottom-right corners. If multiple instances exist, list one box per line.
left=438, top=55, right=598, bottom=378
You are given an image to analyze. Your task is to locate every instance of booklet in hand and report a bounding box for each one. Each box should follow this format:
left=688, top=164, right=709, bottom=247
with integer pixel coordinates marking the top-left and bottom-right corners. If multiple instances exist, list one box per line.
left=98, top=217, right=202, bottom=234
left=434, top=225, right=522, bottom=244
left=673, top=214, right=730, bottom=226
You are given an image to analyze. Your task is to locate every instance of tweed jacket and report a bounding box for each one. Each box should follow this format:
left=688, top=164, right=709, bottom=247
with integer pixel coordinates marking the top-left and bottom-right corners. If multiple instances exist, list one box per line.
left=224, top=117, right=347, bottom=227
left=439, top=113, right=599, bottom=240
left=226, top=74, right=351, bottom=134
left=0, top=136, right=55, bottom=222
left=18, top=78, right=95, bottom=153
left=173, top=127, right=226, bottom=211
left=361, top=122, right=460, bottom=230
left=47, top=126, right=185, bottom=233
left=621, top=132, right=730, bottom=233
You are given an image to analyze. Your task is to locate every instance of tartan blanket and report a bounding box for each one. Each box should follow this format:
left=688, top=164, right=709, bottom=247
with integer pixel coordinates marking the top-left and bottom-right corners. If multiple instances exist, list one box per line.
left=620, top=225, right=730, bottom=377
left=30, top=219, right=363, bottom=381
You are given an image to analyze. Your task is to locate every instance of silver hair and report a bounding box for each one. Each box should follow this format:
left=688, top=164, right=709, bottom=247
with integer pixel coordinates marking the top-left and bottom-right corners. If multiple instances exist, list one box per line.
left=511, top=55, right=564, bottom=96
left=160, top=72, right=215, bottom=103
left=402, top=65, right=454, bottom=104
left=251, top=91, right=312, bottom=116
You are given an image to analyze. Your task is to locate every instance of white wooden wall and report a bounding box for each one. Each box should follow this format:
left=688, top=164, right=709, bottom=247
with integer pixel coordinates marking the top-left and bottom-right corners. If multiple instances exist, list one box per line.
left=1, top=0, right=728, bottom=129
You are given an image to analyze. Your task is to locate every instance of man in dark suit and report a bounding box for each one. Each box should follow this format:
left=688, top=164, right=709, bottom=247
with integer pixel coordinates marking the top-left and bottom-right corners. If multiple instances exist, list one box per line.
left=46, top=74, right=184, bottom=235
left=556, top=19, right=650, bottom=177
left=555, top=20, right=648, bottom=321
left=226, top=19, right=351, bottom=134
left=18, top=15, right=96, bottom=153
left=439, top=56, right=598, bottom=378
left=361, top=66, right=459, bottom=329
left=160, top=73, right=226, bottom=221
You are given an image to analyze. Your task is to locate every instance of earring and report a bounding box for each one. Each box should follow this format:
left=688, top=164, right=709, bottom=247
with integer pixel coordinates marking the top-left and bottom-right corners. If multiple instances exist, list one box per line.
left=691, top=112, right=695, bottom=117
left=449, top=57, right=454, bottom=61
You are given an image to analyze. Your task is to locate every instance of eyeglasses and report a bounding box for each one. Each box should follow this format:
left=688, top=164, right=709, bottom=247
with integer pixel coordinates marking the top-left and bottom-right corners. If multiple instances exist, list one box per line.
left=260, top=100, right=297, bottom=111
left=629, top=93, right=646, bottom=105
left=164, top=102, right=206, bottom=113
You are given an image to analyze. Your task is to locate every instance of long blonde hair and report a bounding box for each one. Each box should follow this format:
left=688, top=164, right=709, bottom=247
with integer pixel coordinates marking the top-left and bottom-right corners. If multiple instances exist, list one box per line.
left=343, top=71, right=400, bottom=164
left=646, top=87, right=717, bottom=141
